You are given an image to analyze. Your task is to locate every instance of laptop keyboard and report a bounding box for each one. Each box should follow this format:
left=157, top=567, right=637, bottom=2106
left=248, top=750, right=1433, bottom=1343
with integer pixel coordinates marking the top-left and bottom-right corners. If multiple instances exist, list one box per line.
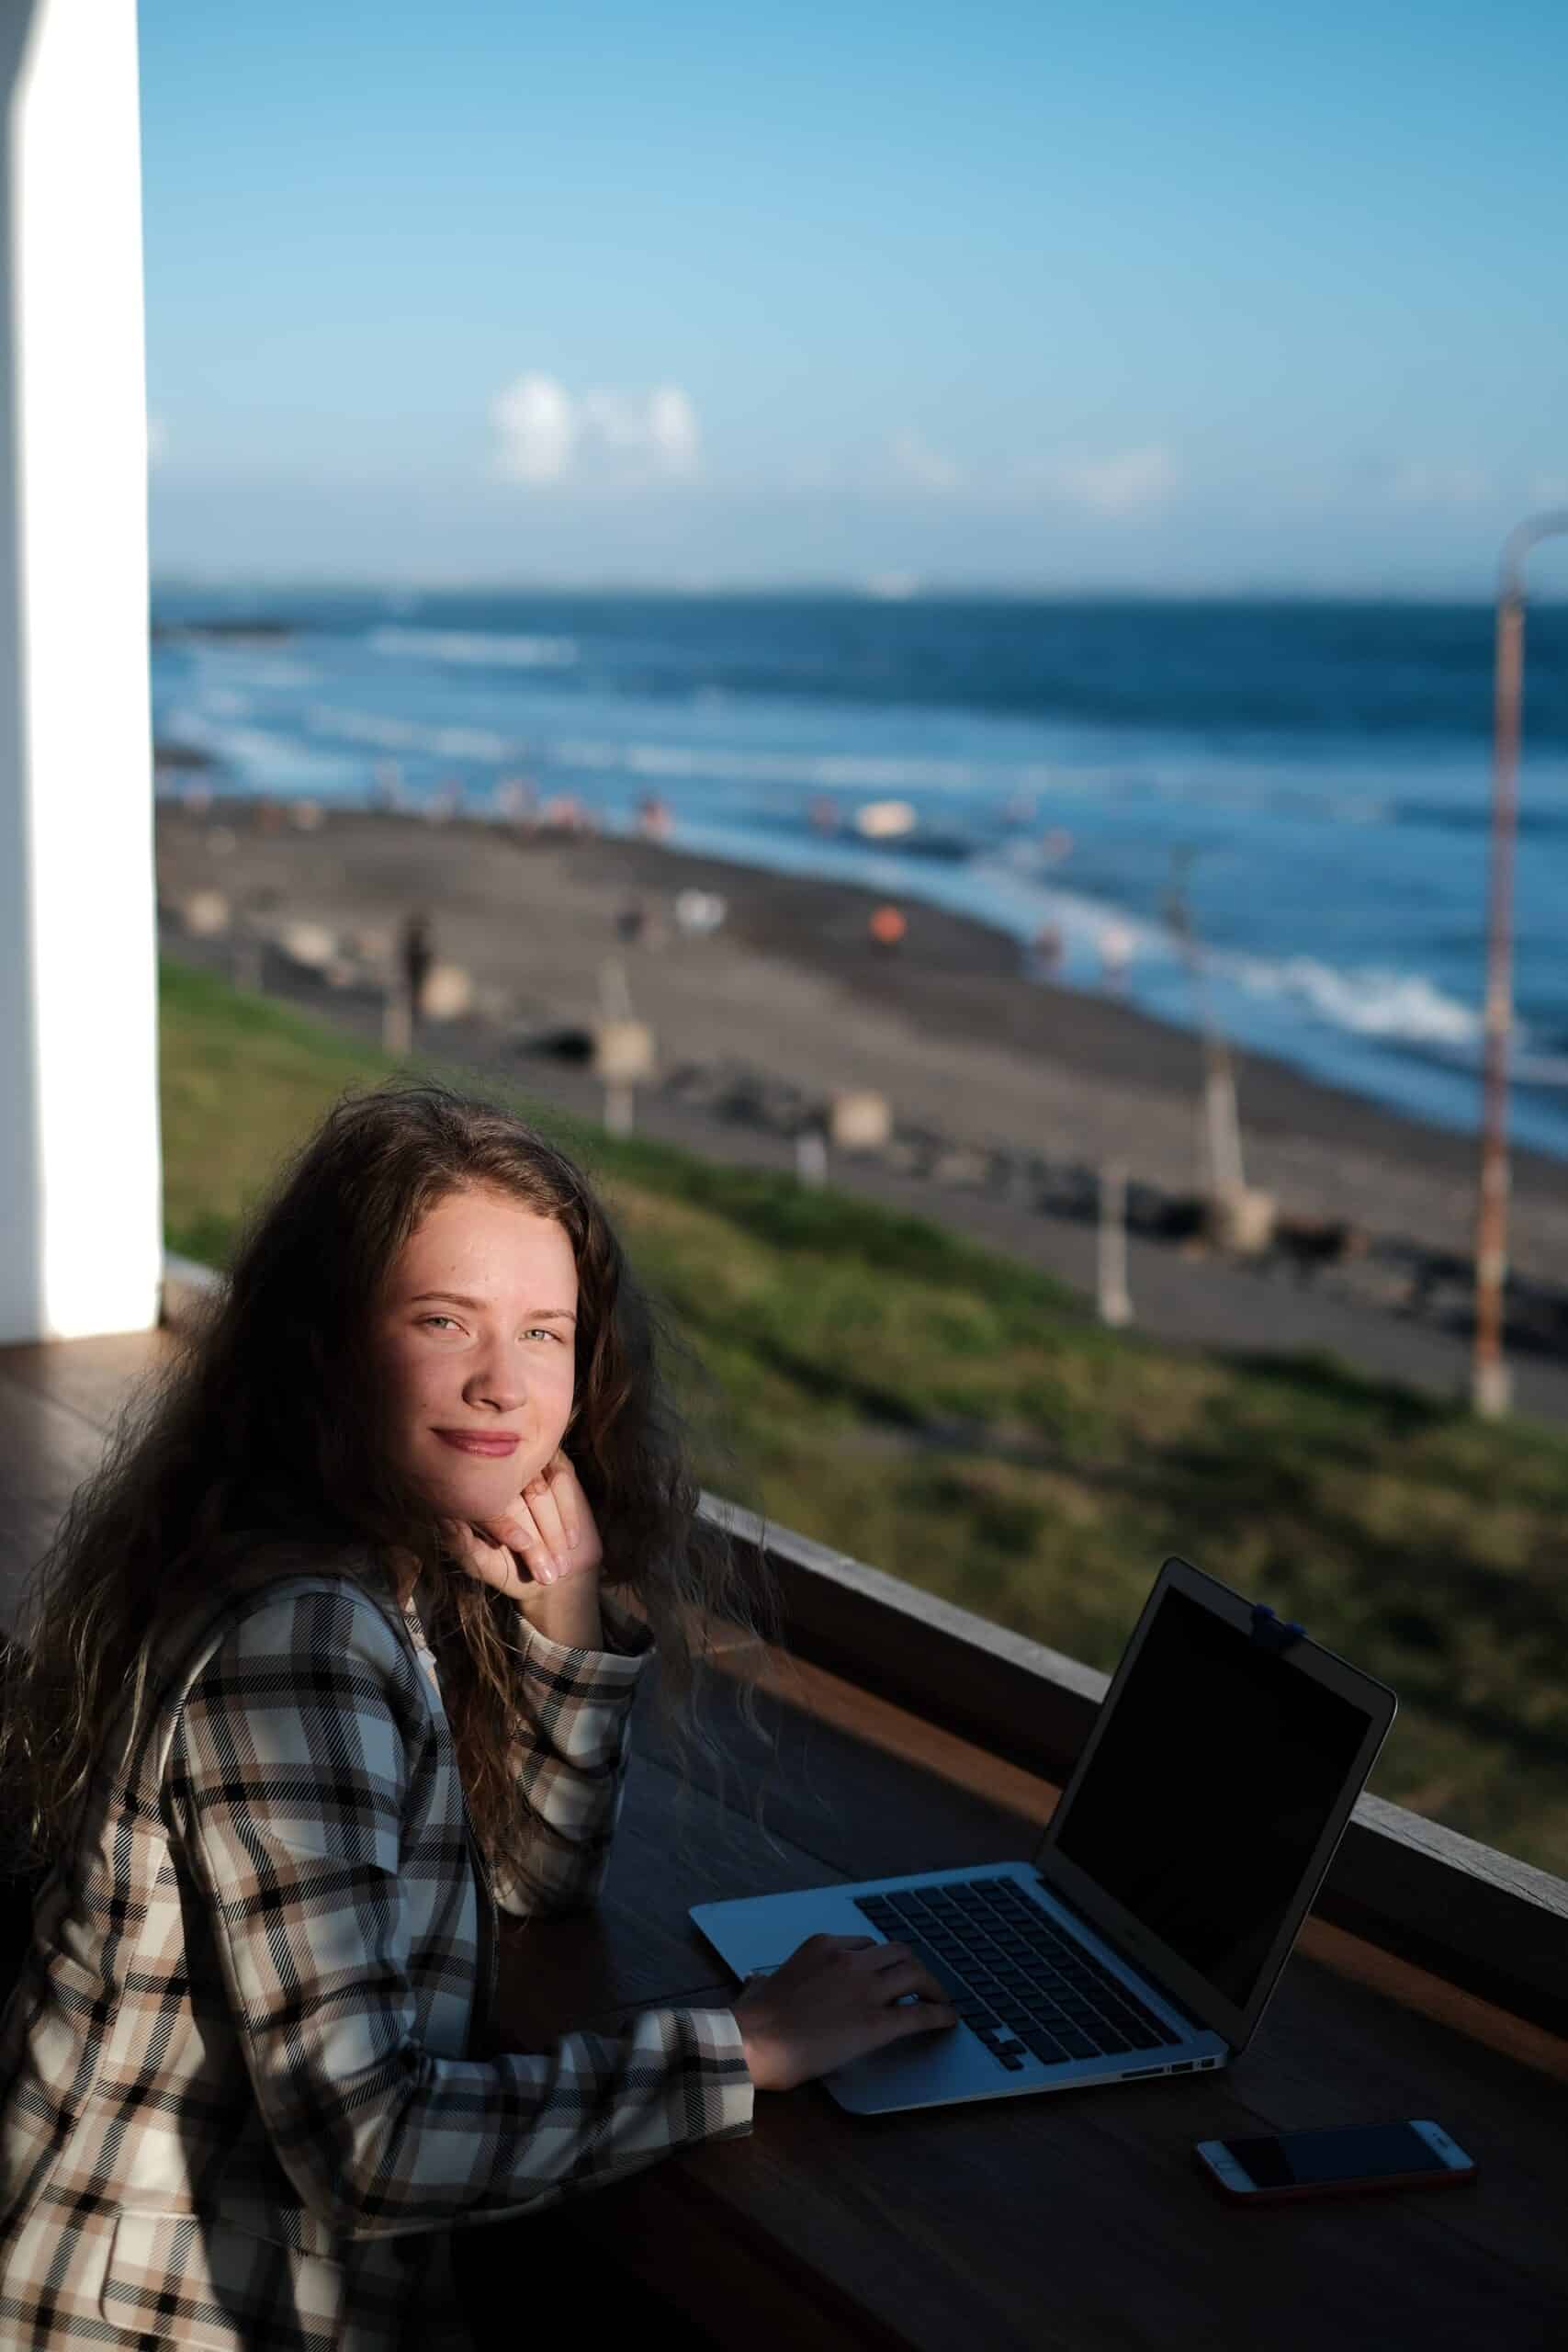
left=853, top=1877, right=1178, bottom=2074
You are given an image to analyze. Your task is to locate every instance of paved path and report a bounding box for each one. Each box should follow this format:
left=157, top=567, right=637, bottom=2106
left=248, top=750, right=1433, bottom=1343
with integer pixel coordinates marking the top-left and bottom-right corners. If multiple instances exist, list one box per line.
left=513, top=1051, right=1568, bottom=1428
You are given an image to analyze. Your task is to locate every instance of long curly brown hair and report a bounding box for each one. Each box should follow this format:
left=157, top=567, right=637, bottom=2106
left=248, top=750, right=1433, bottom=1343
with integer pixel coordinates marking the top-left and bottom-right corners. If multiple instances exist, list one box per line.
left=3, top=1080, right=780, bottom=1903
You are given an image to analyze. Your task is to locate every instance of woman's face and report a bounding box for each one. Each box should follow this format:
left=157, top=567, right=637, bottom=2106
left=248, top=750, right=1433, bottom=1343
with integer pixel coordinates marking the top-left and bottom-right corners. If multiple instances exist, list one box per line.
left=372, top=1185, right=580, bottom=1527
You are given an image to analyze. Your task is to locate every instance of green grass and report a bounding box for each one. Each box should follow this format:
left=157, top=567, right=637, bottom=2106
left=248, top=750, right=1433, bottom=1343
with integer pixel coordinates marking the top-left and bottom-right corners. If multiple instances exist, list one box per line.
left=160, top=956, right=1568, bottom=1878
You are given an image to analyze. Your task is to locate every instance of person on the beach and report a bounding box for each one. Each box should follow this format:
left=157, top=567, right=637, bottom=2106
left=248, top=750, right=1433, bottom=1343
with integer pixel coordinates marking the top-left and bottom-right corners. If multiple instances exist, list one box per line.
left=492, top=775, right=537, bottom=828
left=0, top=1082, right=955, bottom=2352
left=1032, top=921, right=1065, bottom=976
left=1099, top=921, right=1134, bottom=989
left=869, top=903, right=907, bottom=951
left=400, top=909, right=434, bottom=1025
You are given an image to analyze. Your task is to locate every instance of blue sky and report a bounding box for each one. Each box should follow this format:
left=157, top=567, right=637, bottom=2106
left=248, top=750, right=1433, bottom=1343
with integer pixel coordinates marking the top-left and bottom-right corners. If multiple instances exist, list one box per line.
left=139, top=0, right=1568, bottom=593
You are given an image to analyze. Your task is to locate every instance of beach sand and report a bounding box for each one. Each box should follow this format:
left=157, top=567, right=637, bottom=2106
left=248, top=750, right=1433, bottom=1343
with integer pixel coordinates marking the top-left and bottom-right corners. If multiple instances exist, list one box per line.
left=155, top=802, right=1567, bottom=1291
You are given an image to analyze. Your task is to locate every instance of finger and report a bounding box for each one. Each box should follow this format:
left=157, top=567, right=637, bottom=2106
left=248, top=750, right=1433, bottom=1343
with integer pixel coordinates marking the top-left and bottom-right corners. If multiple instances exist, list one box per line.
left=442, top=1519, right=521, bottom=1596
left=440, top=1517, right=491, bottom=1571
left=875, top=1957, right=955, bottom=2007
left=544, top=1454, right=581, bottom=1549
left=863, top=1939, right=923, bottom=1973
left=509, top=1498, right=576, bottom=1585
left=520, top=1476, right=570, bottom=1562
left=491, top=1499, right=549, bottom=1571
left=877, top=1995, right=959, bottom=2042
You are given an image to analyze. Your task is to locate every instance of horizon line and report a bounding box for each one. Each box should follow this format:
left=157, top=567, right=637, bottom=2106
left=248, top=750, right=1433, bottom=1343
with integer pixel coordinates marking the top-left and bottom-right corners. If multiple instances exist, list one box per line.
left=149, top=573, right=1568, bottom=607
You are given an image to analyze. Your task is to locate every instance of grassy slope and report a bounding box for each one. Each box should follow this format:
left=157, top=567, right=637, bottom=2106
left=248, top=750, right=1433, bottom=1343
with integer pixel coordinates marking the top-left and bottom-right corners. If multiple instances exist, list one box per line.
left=160, top=957, right=1568, bottom=1875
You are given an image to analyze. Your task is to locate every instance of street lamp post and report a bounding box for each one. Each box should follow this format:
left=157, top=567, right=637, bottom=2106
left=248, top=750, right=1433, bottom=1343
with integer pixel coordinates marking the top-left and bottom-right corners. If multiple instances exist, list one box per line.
left=1471, top=511, right=1568, bottom=1418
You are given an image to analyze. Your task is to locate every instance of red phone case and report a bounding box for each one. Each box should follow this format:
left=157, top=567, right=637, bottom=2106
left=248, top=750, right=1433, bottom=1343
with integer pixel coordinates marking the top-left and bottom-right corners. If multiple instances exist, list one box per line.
left=1195, top=2147, right=1476, bottom=2206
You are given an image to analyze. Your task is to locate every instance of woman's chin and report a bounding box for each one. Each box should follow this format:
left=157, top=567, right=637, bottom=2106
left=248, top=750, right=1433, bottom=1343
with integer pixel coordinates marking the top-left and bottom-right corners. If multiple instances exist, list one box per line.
left=421, top=1455, right=528, bottom=1526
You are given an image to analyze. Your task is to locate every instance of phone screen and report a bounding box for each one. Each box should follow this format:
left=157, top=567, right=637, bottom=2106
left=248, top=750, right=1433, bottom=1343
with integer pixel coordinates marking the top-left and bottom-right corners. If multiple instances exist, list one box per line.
left=1223, top=2122, right=1444, bottom=2188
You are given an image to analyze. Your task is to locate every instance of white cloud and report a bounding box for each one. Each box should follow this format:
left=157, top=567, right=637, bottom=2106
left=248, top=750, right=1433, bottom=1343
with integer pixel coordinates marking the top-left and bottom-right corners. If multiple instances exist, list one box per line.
left=862, top=571, right=922, bottom=600
left=491, top=374, right=578, bottom=483
left=1529, top=474, right=1568, bottom=506
left=1385, top=461, right=1488, bottom=509
left=889, top=429, right=964, bottom=493
left=491, top=373, right=700, bottom=485
left=646, top=385, right=700, bottom=477
left=1021, top=446, right=1178, bottom=514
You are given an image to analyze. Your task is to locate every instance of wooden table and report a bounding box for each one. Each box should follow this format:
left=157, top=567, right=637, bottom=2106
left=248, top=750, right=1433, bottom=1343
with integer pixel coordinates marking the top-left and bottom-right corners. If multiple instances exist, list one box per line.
left=495, top=1647, right=1568, bottom=2351
left=6, top=1331, right=1566, bottom=2350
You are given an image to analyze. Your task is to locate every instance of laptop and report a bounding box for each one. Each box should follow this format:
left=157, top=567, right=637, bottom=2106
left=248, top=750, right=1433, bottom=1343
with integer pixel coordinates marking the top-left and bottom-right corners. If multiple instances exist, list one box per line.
left=691, top=1555, right=1396, bottom=2115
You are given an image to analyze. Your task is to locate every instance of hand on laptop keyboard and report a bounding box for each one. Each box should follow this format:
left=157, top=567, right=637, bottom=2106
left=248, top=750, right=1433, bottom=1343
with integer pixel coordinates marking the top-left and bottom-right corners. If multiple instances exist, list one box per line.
left=728, top=1932, right=960, bottom=2092
left=854, top=1882, right=1175, bottom=2074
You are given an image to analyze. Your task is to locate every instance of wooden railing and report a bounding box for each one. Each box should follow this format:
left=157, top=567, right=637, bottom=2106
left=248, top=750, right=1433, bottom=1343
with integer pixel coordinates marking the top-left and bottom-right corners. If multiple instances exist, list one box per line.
left=700, top=1493, right=1568, bottom=2037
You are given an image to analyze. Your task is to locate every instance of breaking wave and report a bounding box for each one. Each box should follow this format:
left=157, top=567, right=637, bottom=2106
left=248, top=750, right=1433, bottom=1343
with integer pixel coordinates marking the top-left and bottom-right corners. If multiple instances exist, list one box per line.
left=367, top=627, right=578, bottom=670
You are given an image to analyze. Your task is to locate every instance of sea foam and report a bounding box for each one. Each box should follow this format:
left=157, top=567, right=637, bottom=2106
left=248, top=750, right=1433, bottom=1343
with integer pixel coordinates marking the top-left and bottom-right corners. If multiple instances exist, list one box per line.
left=367, top=627, right=578, bottom=669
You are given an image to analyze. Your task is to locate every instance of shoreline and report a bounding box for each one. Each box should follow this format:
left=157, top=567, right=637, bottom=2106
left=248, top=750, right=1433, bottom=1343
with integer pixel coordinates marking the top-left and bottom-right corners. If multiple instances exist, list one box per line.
left=587, top=831, right=1562, bottom=1188
left=152, top=800, right=1568, bottom=1286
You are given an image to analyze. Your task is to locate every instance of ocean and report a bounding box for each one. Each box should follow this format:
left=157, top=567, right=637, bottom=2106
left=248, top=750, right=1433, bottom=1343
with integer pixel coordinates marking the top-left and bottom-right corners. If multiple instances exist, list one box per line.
left=149, top=589, right=1568, bottom=1161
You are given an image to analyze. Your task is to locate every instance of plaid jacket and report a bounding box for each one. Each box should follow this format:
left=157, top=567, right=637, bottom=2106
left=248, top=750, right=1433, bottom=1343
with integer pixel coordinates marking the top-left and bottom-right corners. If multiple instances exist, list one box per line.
left=0, top=1556, right=753, bottom=2350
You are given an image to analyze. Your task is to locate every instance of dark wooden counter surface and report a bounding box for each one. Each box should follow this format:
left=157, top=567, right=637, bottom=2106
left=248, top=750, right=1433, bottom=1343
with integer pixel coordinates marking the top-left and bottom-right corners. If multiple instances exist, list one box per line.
left=487, top=1642, right=1567, bottom=2352
left=5, top=1329, right=1565, bottom=2351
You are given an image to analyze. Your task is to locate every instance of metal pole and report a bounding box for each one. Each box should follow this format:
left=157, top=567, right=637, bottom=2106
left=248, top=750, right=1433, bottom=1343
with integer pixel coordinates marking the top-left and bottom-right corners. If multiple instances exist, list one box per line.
left=382, top=977, right=412, bottom=1057
left=1472, top=592, right=1522, bottom=1416
left=1166, top=847, right=1246, bottom=1207
left=795, top=1128, right=828, bottom=1188
left=1471, top=513, right=1568, bottom=1417
left=1098, top=1159, right=1133, bottom=1327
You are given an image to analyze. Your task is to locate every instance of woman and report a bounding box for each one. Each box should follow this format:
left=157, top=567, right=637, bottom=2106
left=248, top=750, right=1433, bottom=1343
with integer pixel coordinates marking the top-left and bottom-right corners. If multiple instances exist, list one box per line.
left=0, top=1081, right=954, bottom=2350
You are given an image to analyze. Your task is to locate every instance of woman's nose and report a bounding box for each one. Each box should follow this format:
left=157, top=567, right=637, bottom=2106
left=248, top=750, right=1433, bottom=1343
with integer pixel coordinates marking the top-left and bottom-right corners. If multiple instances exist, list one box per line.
left=464, top=1348, right=526, bottom=1413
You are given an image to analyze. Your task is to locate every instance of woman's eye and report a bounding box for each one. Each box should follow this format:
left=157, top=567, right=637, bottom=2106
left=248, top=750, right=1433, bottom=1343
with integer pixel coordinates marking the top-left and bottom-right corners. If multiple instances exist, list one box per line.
left=417, top=1316, right=562, bottom=1341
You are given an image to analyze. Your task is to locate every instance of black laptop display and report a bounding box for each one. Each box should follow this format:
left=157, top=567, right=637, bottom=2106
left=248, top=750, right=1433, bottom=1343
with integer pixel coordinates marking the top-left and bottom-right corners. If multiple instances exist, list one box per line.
left=1040, top=1562, right=1396, bottom=2051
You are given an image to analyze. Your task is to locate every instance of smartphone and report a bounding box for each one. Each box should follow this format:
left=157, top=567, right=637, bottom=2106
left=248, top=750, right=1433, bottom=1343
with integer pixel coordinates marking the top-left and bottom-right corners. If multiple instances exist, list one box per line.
left=1194, top=2120, right=1475, bottom=2205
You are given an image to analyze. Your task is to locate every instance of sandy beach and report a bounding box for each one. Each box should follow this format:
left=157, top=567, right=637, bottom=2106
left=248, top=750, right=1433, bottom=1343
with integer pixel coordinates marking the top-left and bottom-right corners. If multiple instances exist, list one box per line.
left=154, top=800, right=1568, bottom=1287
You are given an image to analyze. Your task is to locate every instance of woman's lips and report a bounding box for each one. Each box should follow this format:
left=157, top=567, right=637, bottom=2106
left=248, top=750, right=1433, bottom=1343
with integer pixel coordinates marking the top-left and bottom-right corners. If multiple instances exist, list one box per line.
left=434, top=1430, right=521, bottom=1457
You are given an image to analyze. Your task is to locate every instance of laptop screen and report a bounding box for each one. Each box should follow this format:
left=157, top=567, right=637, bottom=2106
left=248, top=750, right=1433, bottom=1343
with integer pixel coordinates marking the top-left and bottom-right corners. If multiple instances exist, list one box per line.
left=1048, top=1582, right=1375, bottom=2014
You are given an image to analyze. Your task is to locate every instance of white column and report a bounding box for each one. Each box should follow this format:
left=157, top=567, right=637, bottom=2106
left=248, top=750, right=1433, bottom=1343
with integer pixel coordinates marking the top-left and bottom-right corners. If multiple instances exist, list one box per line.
left=0, top=0, right=161, bottom=1342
